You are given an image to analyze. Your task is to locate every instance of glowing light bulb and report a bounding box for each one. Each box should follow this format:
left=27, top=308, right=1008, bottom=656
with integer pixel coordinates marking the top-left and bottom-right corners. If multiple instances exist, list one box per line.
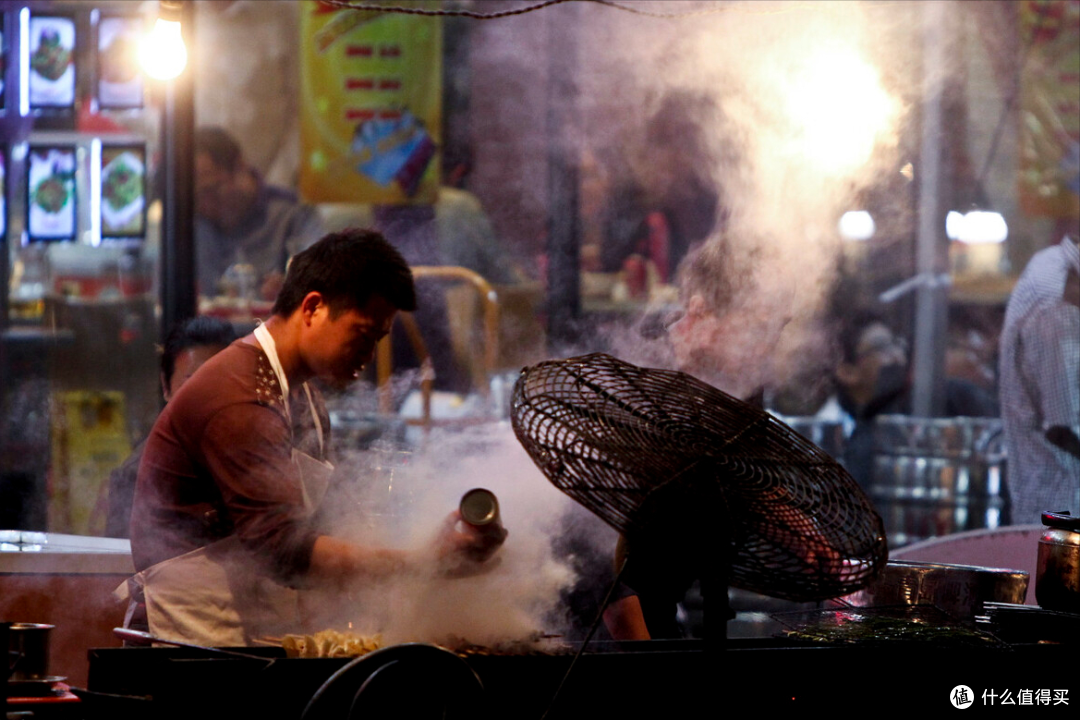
left=140, top=18, right=187, bottom=80
left=838, top=211, right=875, bottom=241
left=957, top=211, right=1008, bottom=245
left=784, top=49, right=898, bottom=175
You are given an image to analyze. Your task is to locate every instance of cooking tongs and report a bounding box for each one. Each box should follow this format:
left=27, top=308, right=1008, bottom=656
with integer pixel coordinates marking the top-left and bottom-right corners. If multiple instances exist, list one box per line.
left=112, top=628, right=278, bottom=666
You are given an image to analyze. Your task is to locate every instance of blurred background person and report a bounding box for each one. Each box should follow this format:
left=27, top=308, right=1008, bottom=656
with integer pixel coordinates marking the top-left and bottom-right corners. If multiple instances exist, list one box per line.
left=105, top=317, right=238, bottom=538
left=194, top=126, right=324, bottom=300
left=999, top=225, right=1080, bottom=525
left=820, top=308, right=998, bottom=493
left=603, top=240, right=788, bottom=640
left=599, top=91, right=722, bottom=286
left=435, top=160, right=524, bottom=286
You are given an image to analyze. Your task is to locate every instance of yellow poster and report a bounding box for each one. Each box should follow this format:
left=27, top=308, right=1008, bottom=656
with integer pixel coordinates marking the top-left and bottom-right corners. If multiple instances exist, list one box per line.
left=300, top=1, right=442, bottom=204
left=1018, top=0, right=1080, bottom=218
left=49, top=391, right=131, bottom=536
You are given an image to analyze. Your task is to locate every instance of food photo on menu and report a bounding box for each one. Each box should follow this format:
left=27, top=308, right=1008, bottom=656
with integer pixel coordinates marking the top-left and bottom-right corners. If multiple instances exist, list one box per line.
left=27, top=146, right=76, bottom=241
left=98, top=15, right=143, bottom=108
left=100, top=146, right=146, bottom=238
left=28, top=15, right=76, bottom=109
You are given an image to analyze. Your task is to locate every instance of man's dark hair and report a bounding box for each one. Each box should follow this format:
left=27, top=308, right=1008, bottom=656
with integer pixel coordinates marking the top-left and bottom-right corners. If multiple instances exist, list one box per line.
left=272, top=228, right=417, bottom=317
left=194, top=126, right=243, bottom=172
left=836, top=309, right=890, bottom=364
left=161, top=316, right=238, bottom=383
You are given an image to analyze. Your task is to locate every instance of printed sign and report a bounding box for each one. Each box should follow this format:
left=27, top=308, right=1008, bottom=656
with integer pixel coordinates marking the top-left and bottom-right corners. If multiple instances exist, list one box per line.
left=1019, top=0, right=1080, bottom=218
left=300, top=1, right=442, bottom=204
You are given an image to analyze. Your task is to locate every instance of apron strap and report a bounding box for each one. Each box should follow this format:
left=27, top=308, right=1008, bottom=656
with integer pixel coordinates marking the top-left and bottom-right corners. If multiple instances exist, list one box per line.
left=254, top=322, right=326, bottom=455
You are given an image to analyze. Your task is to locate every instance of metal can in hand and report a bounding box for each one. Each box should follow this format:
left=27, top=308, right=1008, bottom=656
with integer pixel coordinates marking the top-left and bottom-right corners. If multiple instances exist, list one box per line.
left=459, top=488, right=505, bottom=562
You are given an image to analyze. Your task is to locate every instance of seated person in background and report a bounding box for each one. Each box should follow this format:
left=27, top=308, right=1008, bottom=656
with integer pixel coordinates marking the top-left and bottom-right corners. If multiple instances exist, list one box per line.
left=821, top=309, right=998, bottom=493
left=105, top=316, right=238, bottom=538
left=435, top=160, right=523, bottom=285
left=194, top=126, right=324, bottom=300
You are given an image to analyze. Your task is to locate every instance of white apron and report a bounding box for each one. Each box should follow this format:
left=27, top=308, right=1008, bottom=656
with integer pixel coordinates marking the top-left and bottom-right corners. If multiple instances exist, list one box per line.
left=118, top=323, right=333, bottom=647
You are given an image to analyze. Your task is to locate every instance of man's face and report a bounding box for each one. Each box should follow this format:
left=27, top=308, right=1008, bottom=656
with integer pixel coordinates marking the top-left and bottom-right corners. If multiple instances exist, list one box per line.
left=838, top=322, right=908, bottom=404
left=163, top=344, right=227, bottom=401
left=668, top=294, right=782, bottom=398
left=194, top=153, right=248, bottom=231
left=301, top=294, right=397, bottom=389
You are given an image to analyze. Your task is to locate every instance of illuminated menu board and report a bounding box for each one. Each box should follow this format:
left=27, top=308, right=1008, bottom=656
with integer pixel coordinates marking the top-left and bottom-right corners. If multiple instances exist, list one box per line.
left=28, top=15, right=76, bottom=110
left=27, top=145, right=77, bottom=242
left=99, top=145, right=146, bottom=239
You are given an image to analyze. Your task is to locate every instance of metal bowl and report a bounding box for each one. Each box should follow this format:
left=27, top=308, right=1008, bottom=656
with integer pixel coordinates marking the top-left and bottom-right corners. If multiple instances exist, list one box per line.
left=843, top=560, right=1029, bottom=621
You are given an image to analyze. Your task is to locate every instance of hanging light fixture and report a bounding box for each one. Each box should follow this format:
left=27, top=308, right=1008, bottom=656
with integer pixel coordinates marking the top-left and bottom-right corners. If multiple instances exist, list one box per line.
left=945, top=208, right=1009, bottom=244
left=140, top=1, right=187, bottom=80
left=838, top=210, right=876, bottom=241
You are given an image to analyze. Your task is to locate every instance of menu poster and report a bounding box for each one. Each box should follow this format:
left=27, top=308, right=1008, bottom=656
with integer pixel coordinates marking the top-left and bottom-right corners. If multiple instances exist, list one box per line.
left=300, top=2, right=442, bottom=204
left=27, top=146, right=76, bottom=241
left=99, top=145, right=146, bottom=239
left=98, top=16, right=143, bottom=109
left=28, top=15, right=76, bottom=110
left=1019, top=0, right=1080, bottom=218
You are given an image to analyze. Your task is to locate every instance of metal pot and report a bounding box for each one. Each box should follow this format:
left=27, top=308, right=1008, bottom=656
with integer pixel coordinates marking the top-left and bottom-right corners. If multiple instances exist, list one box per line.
left=844, top=560, right=1029, bottom=621
left=1036, top=511, right=1080, bottom=612
left=7, top=622, right=54, bottom=681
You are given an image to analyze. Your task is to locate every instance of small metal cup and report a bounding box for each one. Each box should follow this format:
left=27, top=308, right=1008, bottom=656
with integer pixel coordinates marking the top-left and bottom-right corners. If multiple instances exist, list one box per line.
left=459, top=488, right=504, bottom=562
left=460, top=488, right=499, bottom=527
left=8, top=622, right=54, bottom=681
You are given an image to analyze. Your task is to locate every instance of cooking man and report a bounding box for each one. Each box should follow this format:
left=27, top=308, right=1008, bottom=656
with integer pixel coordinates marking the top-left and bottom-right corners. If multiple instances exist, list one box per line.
left=126, top=229, right=504, bottom=646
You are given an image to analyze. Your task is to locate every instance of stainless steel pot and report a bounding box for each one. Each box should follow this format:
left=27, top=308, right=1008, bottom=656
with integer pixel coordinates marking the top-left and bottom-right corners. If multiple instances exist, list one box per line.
left=1036, top=511, right=1080, bottom=612
left=843, top=560, right=1029, bottom=621
left=7, top=622, right=54, bottom=681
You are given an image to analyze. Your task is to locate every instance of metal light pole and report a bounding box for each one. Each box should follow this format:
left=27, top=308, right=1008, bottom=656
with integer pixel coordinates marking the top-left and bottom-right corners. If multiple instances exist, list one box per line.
left=157, top=1, right=197, bottom=341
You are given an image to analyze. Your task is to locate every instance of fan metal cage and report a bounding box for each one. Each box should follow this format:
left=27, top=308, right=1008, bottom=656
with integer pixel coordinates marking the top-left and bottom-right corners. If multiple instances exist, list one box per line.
left=510, top=353, right=888, bottom=602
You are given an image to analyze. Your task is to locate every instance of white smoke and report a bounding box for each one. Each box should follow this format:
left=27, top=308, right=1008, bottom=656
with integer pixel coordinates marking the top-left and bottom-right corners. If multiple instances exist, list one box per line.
left=317, top=422, right=595, bottom=646
left=570, top=0, right=931, bottom=393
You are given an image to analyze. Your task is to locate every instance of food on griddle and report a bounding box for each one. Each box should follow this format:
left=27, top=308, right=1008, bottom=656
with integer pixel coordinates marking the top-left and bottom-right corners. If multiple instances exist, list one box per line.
left=282, top=629, right=383, bottom=658
left=783, top=612, right=998, bottom=647
left=31, top=29, right=72, bottom=82
left=103, top=160, right=142, bottom=211
left=33, top=176, right=69, bottom=214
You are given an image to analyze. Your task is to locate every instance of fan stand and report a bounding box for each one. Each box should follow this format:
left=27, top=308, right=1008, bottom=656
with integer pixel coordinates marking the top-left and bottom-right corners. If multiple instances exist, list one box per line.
left=703, top=508, right=736, bottom=649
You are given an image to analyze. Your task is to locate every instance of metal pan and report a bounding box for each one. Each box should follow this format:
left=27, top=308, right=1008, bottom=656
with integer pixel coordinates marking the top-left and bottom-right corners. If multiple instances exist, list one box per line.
left=843, top=560, right=1029, bottom=621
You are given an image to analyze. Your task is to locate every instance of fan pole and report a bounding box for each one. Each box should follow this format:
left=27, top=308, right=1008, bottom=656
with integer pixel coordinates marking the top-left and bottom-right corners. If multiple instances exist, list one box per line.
left=704, top=510, right=735, bottom=651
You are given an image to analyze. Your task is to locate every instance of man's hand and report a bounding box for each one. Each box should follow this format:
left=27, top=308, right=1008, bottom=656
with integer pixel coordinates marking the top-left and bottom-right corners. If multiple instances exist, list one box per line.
left=432, top=510, right=508, bottom=578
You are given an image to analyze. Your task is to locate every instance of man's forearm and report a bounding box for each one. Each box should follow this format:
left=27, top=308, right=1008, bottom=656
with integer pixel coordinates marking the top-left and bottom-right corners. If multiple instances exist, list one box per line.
left=308, top=535, right=411, bottom=582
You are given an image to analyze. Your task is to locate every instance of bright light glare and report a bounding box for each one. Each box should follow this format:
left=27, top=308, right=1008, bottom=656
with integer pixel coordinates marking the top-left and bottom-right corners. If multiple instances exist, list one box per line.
left=946, top=210, right=1008, bottom=244
left=785, top=50, right=897, bottom=174
left=838, top=210, right=875, bottom=241
left=140, top=18, right=187, bottom=80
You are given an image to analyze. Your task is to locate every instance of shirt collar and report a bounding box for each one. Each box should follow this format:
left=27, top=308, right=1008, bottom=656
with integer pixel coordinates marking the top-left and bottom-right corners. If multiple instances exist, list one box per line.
left=1062, top=234, right=1079, bottom=272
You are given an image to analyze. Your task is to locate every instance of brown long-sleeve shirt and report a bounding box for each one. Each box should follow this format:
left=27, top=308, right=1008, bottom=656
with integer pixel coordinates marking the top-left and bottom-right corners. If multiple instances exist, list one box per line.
left=130, top=340, right=330, bottom=584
